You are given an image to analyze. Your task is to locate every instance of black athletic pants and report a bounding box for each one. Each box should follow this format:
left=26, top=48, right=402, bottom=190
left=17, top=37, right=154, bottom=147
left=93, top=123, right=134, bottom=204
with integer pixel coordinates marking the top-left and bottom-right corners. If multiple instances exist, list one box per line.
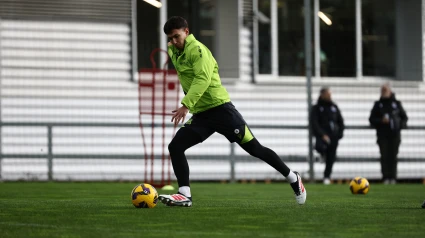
left=168, top=127, right=291, bottom=187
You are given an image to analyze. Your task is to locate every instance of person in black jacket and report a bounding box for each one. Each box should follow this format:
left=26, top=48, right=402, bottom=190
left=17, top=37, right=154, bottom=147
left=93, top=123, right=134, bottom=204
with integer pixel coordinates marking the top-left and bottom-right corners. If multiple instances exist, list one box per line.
left=369, top=84, right=408, bottom=184
left=311, top=87, right=345, bottom=184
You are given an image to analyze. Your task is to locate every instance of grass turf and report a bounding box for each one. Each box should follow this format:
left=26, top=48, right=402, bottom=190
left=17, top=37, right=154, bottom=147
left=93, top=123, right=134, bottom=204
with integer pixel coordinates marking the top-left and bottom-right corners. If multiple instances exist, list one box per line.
left=0, top=182, right=424, bottom=238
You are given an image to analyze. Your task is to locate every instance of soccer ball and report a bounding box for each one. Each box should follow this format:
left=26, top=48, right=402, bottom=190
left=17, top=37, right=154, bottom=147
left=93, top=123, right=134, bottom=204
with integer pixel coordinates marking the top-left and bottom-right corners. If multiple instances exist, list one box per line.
left=349, top=177, right=370, bottom=195
left=131, top=183, right=158, bottom=208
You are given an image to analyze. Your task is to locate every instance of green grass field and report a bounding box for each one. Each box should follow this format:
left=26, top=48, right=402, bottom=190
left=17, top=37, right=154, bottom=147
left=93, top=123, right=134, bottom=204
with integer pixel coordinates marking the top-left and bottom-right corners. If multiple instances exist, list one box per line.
left=0, top=182, right=424, bottom=238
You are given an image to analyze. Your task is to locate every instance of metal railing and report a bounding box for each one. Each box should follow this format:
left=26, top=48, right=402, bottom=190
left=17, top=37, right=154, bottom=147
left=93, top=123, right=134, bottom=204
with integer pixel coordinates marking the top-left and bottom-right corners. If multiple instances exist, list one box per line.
left=1, top=122, right=424, bottom=181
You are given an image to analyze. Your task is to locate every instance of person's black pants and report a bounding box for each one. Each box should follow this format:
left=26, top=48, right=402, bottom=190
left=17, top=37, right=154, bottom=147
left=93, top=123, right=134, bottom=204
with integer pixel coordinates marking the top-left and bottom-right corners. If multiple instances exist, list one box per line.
left=324, top=142, right=338, bottom=179
left=378, top=136, right=401, bottom=180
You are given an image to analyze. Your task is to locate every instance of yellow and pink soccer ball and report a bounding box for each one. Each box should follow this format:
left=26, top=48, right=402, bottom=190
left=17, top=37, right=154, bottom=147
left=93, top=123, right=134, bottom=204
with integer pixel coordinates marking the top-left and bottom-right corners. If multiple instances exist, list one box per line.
left=349, top=177, right=370, bottom=195
left=131, top=183, right=158, bottom=208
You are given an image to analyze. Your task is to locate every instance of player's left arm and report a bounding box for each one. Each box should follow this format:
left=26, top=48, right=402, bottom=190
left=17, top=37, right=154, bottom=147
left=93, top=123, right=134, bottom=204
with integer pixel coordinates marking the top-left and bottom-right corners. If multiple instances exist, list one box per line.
left=337, top=106, right=345, bottom=139
left=398, top=101, right=408, bottom=129
left=181, top=45, right=214, bottom=110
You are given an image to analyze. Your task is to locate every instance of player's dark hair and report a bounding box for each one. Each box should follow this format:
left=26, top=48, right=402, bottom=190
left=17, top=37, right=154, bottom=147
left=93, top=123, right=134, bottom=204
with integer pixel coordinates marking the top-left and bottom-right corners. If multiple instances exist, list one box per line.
left=163, top=16, right=189, bottom=34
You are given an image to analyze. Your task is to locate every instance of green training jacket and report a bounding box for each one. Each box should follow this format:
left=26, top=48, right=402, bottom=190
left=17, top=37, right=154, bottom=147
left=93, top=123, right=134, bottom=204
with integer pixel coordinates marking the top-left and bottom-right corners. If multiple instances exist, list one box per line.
left=167, top=34, right=230, bottom=114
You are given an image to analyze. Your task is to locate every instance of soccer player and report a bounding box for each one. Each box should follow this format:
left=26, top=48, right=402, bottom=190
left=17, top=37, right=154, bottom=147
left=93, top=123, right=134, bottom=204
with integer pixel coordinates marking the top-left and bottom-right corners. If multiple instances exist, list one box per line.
left=158, top=16, right=306, bottom=207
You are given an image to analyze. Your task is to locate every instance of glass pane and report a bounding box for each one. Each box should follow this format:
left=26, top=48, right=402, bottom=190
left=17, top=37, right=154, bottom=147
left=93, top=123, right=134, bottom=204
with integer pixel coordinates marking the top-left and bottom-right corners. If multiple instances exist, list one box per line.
left=167, top=0, right=190, bottom=71
left=168, top=0, right=190, bottom=24
left=258, top=0, right=272, bottom=74
left=320, top=0, right=355, bottom=76
left=362, top=0, right=395, bottom=76
left=137, top=1, right=159, bottom=69
left=168, top=0, right=215, bottom=53
left=278, top=0, right=305, bottom=76
left=199, top=0, right=216, bottom=54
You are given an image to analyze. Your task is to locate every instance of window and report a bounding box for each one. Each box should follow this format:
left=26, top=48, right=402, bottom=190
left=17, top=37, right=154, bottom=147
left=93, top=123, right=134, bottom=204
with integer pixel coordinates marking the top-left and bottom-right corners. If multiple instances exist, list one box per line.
left=362, top=0, right=395, bottom=76
left=278, top=0, right=305, bottom=76
left=137, top=1, right=159, bottom=69
left=198, top=0, right=216, bottom=54
left=168, top=0, right=216, bottom=53
left=320, top=0, right=355, bottom=76
left=258, top=0, right=272, bottom=74
left=168, top=0, right=191, bottom=25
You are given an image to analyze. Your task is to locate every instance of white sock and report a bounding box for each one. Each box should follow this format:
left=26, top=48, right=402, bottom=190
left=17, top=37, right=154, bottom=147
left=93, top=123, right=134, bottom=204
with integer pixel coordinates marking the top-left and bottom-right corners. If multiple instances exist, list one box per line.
left=286, top=171, right=297, bottom=183
left=178, top=186, right=191, bottom=197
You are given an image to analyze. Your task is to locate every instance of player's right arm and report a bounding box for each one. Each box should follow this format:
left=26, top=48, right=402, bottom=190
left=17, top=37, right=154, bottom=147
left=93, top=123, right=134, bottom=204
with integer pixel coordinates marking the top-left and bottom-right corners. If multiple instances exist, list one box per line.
left=171, top=105, right=189, bottom=126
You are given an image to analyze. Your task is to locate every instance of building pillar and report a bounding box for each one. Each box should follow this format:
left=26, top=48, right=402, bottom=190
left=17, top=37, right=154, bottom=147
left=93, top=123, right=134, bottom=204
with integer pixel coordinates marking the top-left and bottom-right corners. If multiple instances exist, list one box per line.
left=159, top=0, right=167, bottom=68
left=422, top=0, right=425, bottom=82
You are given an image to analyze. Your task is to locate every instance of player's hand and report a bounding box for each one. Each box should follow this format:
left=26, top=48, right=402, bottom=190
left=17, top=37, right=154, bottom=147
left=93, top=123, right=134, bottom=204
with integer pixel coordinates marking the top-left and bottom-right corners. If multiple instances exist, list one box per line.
left=168, top=41, right=172, bottom=47
left=322, top=135, right=331, bottom=144
left=382, top=116, right=390, bottom=124
left=171, top=105, right=189, bottom=126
